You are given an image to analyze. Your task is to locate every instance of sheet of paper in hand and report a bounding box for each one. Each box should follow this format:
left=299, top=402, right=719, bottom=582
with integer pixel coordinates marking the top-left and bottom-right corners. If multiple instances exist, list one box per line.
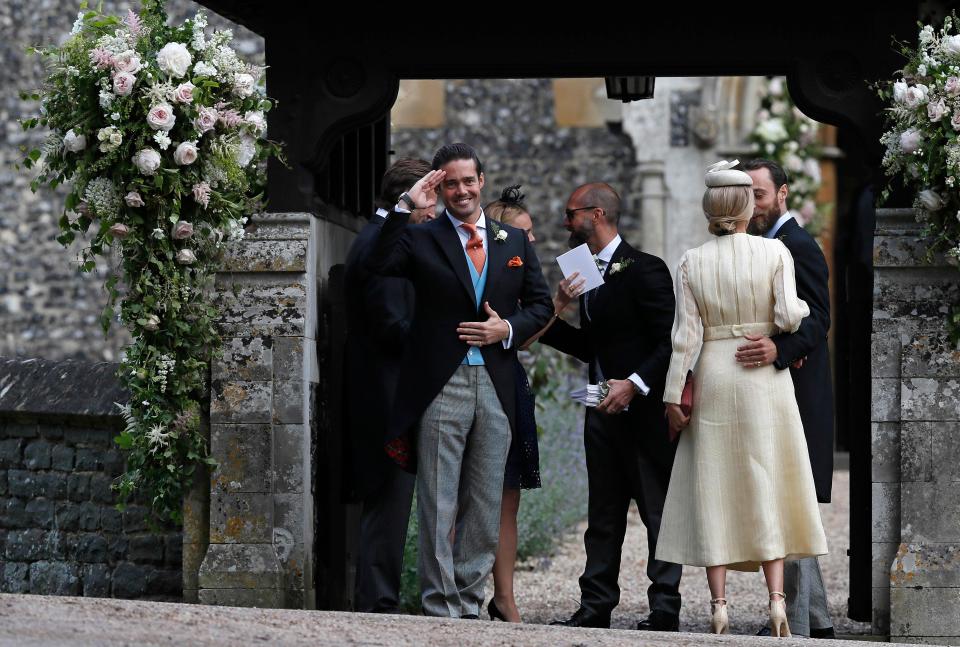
left=556, top=243, right=605, bottom=293
left=570, top=382, right=629, bottom=411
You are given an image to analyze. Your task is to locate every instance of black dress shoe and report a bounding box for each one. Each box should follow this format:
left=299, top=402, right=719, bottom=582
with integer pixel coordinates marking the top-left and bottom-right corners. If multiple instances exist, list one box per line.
left=550, top=607, right=611, bottom=628
left=461, top=614, right=479, bottom=620
left=636, top=611, right=680, bottom=632
left=811, top=626, right=836, bottom=639
left=756, top=625, right=772, bottom=636
left=488, top=600, right=506, bottom=621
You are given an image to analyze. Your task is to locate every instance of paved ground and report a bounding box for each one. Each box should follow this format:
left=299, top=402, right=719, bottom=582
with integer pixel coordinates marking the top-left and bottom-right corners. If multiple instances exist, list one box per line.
left=514, top=470, right=874, bottom=636
left=0, top=593, right=915, bottom=646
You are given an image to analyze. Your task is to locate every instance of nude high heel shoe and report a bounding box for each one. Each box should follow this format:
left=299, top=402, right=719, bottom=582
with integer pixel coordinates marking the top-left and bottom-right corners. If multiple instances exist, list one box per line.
left=710, top=598, right=729, bottom=634
left=768, top=592, right=791, bottom=638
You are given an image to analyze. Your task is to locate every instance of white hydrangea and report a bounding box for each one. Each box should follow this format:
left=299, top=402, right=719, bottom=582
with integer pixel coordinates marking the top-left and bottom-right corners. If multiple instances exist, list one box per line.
left=225, top=216, right=248, bottom=241
left=70, top=11, right=85, bottom=35
left=99, top=90, right=115, bottom=109
left=153, top=131, right=172, bottom=150
left=193, top=61, right=217, bottom=77
left=83, top=177, right=121, bottom=219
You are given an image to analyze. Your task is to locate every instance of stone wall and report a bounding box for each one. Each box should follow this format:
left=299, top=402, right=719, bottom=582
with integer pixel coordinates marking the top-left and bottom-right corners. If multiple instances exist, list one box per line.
left=0, top=0, right=262, bottom=362
left=0, top=358, right=181, bottom=599
left=871, top=208, right=960, bottom=643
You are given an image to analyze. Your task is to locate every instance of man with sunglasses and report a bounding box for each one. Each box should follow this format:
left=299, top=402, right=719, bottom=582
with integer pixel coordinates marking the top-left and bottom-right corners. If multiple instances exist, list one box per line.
left=539, top=183, right=682, bottom=631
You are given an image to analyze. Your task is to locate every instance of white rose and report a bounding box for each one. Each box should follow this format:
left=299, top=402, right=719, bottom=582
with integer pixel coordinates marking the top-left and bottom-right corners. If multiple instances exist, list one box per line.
left=233, top=72, right=255, bottom=98
left=244, top=110, right=267, bottom=134
left=146, top=104, right=176, bottom=131
left=900, top=128, right=922, bottom=154
left=193, top=61, right=217, bottom=77
left=172, top=82, right=195, bottom=104
left=918, top=189, right=945, bottom=211
left=236, top=133, right=256, bottom=167
left=904, top=84, right=929, bottom=108
left=928, top=97, right=948, bottom=122
left=125, top=191, right=144, bottom=207
left=784, top=153, right=804, bottom=173
left=176, top=248, right=197, bottom=265
left=173, top=141, right=199, bottom=166
left=893, top=80, right=908, bottom=104
left=63, top=129, right=86, bottom=153
left=803, top=158, right=822, bottom=185
left=113, top=51, right=142, bottom=74
left=143, top=314, right=160, bottom=331
left=194, top=106, right=218, bottom=134
left=113, top=71, right=136, bottom=96
left=943, top=35, right=960, bottom=58
left=946, top=77, right=960, bottom=97
left=132, top=148, right=162, bottom=175
left=768, top=77, right=784, bottom=97
left=156, top=42, right=192, bottom=78
left=756, top=118, right=788, bottom=142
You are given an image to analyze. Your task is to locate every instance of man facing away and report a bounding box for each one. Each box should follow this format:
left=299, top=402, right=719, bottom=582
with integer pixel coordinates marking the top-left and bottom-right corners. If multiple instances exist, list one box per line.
left=367, top=143, right=553, bottom=618
left=344, top=157, right=436, bottom=613
left=737, top=158, right=835, bottom=639
left=540, top=183, right=682, bottom=631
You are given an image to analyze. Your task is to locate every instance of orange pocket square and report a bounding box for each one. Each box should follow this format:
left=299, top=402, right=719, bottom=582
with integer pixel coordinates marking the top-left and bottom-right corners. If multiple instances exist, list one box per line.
left=508, top=256, right=523, bottom=268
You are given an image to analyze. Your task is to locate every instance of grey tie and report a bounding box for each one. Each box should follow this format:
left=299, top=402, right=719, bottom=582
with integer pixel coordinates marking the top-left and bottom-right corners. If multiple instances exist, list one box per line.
left=584, top=259, right=606, bottom=321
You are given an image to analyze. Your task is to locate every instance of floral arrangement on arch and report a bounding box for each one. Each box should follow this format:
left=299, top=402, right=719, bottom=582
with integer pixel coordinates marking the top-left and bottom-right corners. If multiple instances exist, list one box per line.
left=19, top=0, right=283, bottom=522
left=747, top=76, right=826, bottom=233
left=876, top=14, right=960, bottom=343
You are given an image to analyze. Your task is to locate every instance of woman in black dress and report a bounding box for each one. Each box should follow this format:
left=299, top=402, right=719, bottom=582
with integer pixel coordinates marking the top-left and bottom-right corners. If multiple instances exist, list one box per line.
left=484, top=185, right=540, bottom=622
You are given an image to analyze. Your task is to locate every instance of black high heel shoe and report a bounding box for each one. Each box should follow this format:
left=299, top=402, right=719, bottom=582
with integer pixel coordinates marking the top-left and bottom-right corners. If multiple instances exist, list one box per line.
left=488, top=599, right=507, bottom=621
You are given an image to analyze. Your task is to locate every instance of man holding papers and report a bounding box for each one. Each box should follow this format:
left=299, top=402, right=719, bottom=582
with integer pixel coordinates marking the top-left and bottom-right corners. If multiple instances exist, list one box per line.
left=540, top=182, right=682, bottom=631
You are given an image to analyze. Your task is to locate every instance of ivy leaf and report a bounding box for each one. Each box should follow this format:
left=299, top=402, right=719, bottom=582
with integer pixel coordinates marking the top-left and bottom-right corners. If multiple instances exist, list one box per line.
left=115, top=432, right=134, bottom=450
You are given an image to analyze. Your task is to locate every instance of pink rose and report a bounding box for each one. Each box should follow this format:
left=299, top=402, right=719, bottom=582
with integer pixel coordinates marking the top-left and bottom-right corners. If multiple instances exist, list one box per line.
left=194, top=107, right=218, bottom=134
left=113, top=71, right=136, bottom=97
left=946, top=77, right=960, bottom=97
left=146, top=104, right=176, bottom=131
left=218, top=108, right=242, bottom=128
left=172, top=220, right=194, bottom=240
left=172, top=82, right=195, bottom=104
left=113, top=51, right=142, bottom=74
left=192, top=181, right=211, bottom=208
left=109, top=223, right=131, bottom=238
left=928, top=98, right=947, bottom=122
left=900, top=128, right=922, bottom=154
left=124, top=191, right=144, bottom=207
left=952, top=113, right=960, bottom=131
left=176, top=249, right=197, bottom=265
left=173, top=140, right=198, bottom=166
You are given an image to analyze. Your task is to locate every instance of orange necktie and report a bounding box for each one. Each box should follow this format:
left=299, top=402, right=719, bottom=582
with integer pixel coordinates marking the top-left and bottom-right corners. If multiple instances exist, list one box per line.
left=460, top=222, right=486, bottom=274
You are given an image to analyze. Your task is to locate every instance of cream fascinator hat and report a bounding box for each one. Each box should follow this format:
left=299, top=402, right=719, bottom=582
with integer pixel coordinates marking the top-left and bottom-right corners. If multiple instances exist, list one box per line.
left=705, top=160, right=753, bottom=187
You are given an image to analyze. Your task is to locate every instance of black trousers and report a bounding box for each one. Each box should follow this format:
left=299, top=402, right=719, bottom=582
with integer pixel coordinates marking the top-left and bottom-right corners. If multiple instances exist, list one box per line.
left=579, top=407, right=682, bottom=617
left=354, top=463, right=416, bottom=613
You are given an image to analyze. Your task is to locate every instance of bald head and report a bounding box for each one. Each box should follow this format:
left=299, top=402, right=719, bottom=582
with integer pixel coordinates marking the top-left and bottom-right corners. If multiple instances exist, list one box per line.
left=571, top=183, right=621, bottom=225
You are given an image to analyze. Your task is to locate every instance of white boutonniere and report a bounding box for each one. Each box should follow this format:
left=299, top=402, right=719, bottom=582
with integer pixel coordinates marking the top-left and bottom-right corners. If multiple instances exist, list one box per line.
left=608, top=258, right=634, bottom=275
left=490, top=221, right=508, bottom=243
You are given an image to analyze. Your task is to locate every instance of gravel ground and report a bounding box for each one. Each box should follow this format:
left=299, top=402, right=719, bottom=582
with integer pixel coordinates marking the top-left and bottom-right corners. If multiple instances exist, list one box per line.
left=513, top=470, right=874, bottom=636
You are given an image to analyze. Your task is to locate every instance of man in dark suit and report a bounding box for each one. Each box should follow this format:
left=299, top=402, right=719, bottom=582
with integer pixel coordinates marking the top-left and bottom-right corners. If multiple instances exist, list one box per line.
left=737, top=158, right=835, bottom=639
left=344, top=158, right=436, bottom=613
left=367, top=143, right=553, bottom=618
left=540, top=182, right=682, bottom=631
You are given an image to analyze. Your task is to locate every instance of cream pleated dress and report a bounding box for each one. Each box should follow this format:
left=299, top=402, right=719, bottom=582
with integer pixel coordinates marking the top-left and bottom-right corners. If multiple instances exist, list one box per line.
left=656, top=232, right=828, bottom=571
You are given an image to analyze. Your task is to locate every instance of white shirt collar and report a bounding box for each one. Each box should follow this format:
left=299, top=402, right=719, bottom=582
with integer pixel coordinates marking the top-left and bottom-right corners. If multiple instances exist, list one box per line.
left=447, top=209, right=486, bottom=232
left=375, top=208, right=389, bottom=219
left=766, top=211, right=795, bottom=239
left=595, top=234, right=622, bottom=264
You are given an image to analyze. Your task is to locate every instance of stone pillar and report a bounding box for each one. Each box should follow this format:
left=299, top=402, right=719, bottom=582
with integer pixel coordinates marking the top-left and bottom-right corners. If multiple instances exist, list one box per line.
left=197, top=213, right=320, bottom=608
left=638, top=161, right=667, bottom=259
left=871, top=207, right=960, bottom=643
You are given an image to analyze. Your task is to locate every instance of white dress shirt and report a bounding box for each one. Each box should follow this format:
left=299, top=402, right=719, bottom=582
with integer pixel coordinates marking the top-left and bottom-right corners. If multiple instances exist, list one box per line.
left=765, top=211, right=796, bottom=239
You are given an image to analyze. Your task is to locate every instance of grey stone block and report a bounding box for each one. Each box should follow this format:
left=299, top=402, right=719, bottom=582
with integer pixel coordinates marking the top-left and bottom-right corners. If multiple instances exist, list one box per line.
left=81, top=563, right=111, bottom=597
left=1, top=498, right=27, bottom=529
left=101, top=507, right=123, bottom=533
left=67, top=473, right=90, bottom=502
left=198, top=543, right=284, bottom=590
left=102, top=449, right=126, bottom=476
left=147, top=569, right=182, bottom=597
left=273, top=380, right=304, bottom=424
left=901, top=323, right=960, bottom=379
left=902, top=482, right=960, bottom=543
left=75, top=533, right=109, bottom=563
left=25, top=498, right=55, bottom=529
left=210, top=381, right=272, bottom=424
left=0, top=471, right=6, bottom=496
left=273, top=337, right=304, bottom=381
left=871, top=330, right=902, bottom=379
left=55, top=502, right=81, bottom=532
left=29, top=561, right=80, bottom=595
left=902, top=377, right=960, bottom=421
left=873, top=541, right=901, bottom=588
left=112, top=562, right=151, bottom=598
left=210, top=424, right=271, bottom=493
left=7, top=471, right=66, bottom=499
left=241, top=213, right=313, bottom=242
left=273, top=425, right=304, bottom=493
left=77, top=501, right=101, bottom=531
left=39, top=425, right=64, bottom=441
left=891, top=585, right=960, bottom=637
left=873, top=585, right=891, bottom=634
left=902, top=422, right=933, bottom=482
left=2, top=562, right=29, bottom=593
left=873, top=233, right=937, bottom=268
left=74, top=448, right=103, bottom=471
left=890, top=543, right=960, bottom=588
left=122, top=505, right=150, bottom=533
left=932, top=422, right=960, bottom=483
left=64, top=427, right=112, bottom=446
left=127, top=535, right=163, bottom=563
left=3, top=423, right=39, bottom=438
left=23, top=439, right=52, bottom=469
left=872, top=422, right=900, bottom=482
left=873, top=482, right=900, bottom=543
left=212, top=337, right=274, bottom=382
left=51, top=445, right=75, bottom=471
left=164, top=533, right=183, bottom=569
left=198, top=586, right=284, bottom=607
left=871, top=378, right=900, bottom=422
left=210, top=492, right=273, bottom=544
left=212, top=280, right=308, bottom=339
left=221, top=239, right=308, bottom=273
left=873, top=268, right=960, bottom=318
left=89, top=474, right=114, bottom=504
left=108, top=537, right=128, bottom=562
left=0, top=438, right=23, bottom=468
left=5, top=528, right=47, bottom=561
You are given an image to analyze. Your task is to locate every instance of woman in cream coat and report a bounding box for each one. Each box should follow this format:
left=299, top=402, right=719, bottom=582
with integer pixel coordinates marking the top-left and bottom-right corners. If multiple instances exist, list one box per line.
left=658, top=161, right=827, bottom=637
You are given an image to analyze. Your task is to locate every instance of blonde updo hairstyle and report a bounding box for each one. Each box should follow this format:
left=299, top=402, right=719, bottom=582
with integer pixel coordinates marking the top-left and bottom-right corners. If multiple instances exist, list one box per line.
left=702, top=185, right=754, bottom=236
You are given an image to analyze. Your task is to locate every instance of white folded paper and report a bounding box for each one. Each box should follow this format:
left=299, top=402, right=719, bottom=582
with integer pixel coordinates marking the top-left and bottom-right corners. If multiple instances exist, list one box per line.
left=570, top=383, right=608, bottom=408
left=556, top=243, right=605, bottom=293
